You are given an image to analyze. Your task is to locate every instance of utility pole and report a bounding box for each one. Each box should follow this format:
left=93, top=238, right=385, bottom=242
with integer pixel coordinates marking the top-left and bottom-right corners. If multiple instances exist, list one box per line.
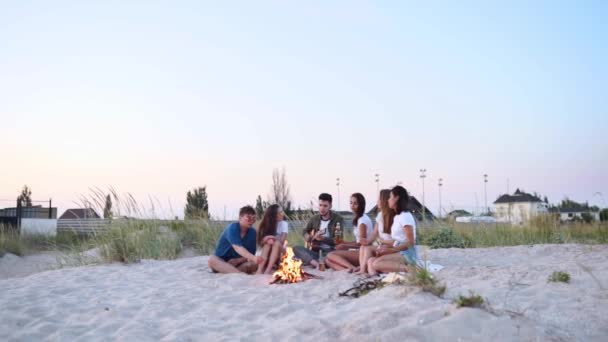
left=374, top=174, right=380, bottom=193
left=438, top=178, right=443, bottom=219
left=484, top=174, right=489, bottom=215
left=420, top=169, right=427, bottom=221
left=336, top=178, right=341, bottom=211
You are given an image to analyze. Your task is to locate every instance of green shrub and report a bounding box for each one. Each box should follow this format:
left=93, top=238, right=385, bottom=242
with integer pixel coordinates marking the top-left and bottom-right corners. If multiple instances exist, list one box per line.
left=95, top=222, right=182, bottom=263
left=455, top=291, right=484, bottom=308
left=0, top=230, right=24, bottom=256
left=422, top=228, right=467, bottom=249
left=548, top=271, right=570, bottom=283
left=409, top=267, right=446, bottom=297
left=172, top=220, right=223, bottom=255
left=600, top=209, right=608, bottom=222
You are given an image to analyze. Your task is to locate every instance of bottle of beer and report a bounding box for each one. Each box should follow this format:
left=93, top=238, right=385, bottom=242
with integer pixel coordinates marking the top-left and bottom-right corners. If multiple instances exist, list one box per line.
left=318, top=250, right=326, bottom=271
left=334, top=222, right=343, bottom=244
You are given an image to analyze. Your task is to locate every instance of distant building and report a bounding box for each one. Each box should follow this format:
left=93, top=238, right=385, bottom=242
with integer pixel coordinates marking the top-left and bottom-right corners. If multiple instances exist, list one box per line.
left=493, top=189, right=548, bottom=224
left=0, top=205, right=57, bottom=219
left=447, top=210, right=472, bottom=220
left=59, top=208, right=101, bottom=220
left=549, top=207, right=600, bottom=222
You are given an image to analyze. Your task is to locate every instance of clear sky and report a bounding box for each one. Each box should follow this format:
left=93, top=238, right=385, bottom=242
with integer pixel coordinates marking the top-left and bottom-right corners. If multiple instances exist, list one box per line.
left=1, top=1, right=607, bottom=218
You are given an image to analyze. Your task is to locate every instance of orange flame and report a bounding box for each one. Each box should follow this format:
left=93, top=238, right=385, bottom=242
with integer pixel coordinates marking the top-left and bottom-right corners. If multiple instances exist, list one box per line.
left=272, top=246, right=304, bottom=283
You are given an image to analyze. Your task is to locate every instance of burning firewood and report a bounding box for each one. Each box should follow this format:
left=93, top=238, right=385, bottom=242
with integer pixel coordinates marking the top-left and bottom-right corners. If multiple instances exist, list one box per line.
left=270, top=246, right=323, bottom=284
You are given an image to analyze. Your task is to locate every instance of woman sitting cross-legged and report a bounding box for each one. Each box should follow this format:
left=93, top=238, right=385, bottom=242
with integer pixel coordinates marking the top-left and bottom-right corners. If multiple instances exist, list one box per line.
left=326, top=193, right=373, bottom=272
left=366, top=185, right=418, bottom=276
left=356, top=189, right=395, bottom=275
left=256, top=204, right=288, bottom=274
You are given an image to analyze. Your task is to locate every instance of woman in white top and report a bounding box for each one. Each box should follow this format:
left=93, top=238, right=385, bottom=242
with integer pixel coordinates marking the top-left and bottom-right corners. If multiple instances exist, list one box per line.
left=367, top=185, right=418, bottom=276
left=256, top=204, right=288, bottom=274
left=356, top=189, right=395, bottom=275
left=326, top=193, right=374, bottom=272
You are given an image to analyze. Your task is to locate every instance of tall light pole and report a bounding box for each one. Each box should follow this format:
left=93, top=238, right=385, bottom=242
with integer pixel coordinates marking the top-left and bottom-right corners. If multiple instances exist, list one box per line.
left=593, top=192, right=606, bottom=208
left=336, top=177, right=341, bottom=211
left=420, top=169, right=427, bottom=221
left=438, top=178, right=443, bottom=219
left=374, top=173, right=380, bottom=193
left=484, top=174, right=488, bottom=215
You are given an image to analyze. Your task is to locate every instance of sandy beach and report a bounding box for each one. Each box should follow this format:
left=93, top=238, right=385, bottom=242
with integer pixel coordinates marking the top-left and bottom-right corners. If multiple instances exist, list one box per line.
left=1, top=244, right=607, bottom=341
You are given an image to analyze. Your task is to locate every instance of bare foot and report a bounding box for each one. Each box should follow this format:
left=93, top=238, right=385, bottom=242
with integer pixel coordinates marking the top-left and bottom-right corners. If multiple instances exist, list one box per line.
left=310, top=260, right=319, bottom=269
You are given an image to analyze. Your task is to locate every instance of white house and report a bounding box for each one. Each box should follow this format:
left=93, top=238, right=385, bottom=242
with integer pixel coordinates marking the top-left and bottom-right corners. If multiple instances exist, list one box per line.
left=553, top=208, right=600, bottom=222
left=493, top=189, right=548, bottom=225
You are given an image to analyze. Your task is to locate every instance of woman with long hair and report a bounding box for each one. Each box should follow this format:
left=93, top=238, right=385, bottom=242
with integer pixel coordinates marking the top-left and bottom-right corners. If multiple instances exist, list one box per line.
left=326, top=193, right=374, bottom=272
left=356, top=189, right=395, bottom=275
left=256, top=204, right=288, bottom=274
left=367, top=185, right=418, bottom=276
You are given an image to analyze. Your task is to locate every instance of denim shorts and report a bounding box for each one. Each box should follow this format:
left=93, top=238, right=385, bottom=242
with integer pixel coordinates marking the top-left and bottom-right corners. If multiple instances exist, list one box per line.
left=400, top=247, right=418, bottom=265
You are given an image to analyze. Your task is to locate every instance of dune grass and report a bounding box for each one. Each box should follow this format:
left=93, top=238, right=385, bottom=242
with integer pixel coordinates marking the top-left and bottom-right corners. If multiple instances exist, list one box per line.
left=94, top=224, right=181, bottom=263
left=3, top=187, right=605, bottom=266
left=419, top=218, right=608, bottom=249
left=409, top=266, right=446, bottom=297
left=1, top=226, right=61, bottom=256
left=455, top=291, right=485, bottom=308
left=0, top=228, right=24, bottom=256
left=548, top=271, right=571, bottom=283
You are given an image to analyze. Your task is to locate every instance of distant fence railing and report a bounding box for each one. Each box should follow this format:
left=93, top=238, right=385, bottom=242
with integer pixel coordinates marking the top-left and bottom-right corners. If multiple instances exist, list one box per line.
left=55, top=218, right=354, bottom=235
left=57, top=219, right=111, bottom=234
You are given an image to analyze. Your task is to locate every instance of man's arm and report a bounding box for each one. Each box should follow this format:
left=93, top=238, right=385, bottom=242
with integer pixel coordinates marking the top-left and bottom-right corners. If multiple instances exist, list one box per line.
left=233, top=245, right=263, bottom=264
left=226, top=226, right=263, bottom=264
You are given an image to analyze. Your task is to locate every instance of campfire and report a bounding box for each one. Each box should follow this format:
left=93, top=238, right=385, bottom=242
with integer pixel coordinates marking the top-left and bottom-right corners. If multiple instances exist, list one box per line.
left=270, top=246, right=322, bottom=284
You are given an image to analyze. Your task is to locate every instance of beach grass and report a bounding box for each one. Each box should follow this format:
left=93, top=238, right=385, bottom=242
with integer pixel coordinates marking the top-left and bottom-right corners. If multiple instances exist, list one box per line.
left=0, top=228, right=24, bottom=256
left=409, top=266, right=446, bottom=297
left=1, top=226, right=63, bottom=256
left=548, top=271, right=571, bottom=283
left=455, top=291, right=485, bottom=308
left=419, top=219, right=608, bottom=249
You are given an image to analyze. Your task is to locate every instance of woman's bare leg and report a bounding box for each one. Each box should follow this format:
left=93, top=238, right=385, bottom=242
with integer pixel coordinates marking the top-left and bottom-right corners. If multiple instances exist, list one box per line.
left=327, top=250, right=359, bottom=271
left=265, top=241, right=282, bottom=274
left=372, top=253, right=409, bottom=273
left=256, top=244, right=271, bottom=274
left=325, top=258, right=345, bottom=270
left=367, top=257, right=378, bottom=276
left=356, top=246, right=376, bottom=275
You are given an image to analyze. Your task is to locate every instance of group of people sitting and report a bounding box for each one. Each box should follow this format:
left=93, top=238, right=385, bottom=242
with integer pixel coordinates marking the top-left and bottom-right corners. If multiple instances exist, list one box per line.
left=208, top=185, right=417, bottom=276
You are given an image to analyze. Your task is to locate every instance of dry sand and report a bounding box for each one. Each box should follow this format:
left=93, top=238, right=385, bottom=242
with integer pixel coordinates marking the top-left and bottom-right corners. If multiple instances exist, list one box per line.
left=1, top=244, right=607, bottom=341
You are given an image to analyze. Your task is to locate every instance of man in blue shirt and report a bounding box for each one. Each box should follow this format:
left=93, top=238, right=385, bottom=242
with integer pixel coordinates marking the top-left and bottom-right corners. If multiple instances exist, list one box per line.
left=208, top=205, right=264, bottom=274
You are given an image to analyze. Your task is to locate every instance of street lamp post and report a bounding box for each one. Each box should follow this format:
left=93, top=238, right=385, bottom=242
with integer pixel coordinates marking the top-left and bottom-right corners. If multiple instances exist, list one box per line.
left=420, top=169, right=427, bottom=221
left=438, top=178, right=443, bottom=219
left=336, top=177, right=341, bottom=211
left=484, top=174, right=488, bottom=215
left=374, top=174, right=380, bottom=193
